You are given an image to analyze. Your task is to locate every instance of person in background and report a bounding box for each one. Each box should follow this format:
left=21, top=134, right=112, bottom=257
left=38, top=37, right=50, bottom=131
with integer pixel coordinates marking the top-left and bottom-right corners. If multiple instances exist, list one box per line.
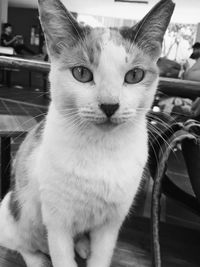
left=1, top=23, right=35, bottom=55
left=183, top=42, right=200, bottom=82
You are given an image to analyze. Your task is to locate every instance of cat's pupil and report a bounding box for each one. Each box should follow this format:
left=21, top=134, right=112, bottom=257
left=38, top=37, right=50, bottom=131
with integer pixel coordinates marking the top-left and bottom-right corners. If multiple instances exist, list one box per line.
left=78, top=67, right=84, bottom=77
left=132, top=70, right=136, bottom=78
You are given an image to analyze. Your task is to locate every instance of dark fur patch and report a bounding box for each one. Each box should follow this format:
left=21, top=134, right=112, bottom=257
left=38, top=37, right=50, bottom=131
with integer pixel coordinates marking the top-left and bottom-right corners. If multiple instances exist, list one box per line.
left=84, top=28, right=104, bottom=67
left=9, top=191, right=21, bottom=221
left=87, top=41, right=102, bottom=66
left=120, top=26, right=137, bottom=42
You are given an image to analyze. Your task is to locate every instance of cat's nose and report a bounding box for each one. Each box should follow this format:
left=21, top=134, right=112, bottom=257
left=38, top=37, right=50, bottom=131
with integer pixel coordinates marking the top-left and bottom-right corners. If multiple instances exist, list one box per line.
left=100, top=103, right=119, bottom=118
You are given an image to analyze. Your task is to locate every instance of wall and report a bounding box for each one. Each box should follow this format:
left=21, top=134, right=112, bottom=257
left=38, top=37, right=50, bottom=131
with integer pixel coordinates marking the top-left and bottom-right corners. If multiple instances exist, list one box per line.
left=196, top=23, right=200, bottom=43
left=8, top=7, right=40, bottom=54
left=8, top=0, right=200, bottom=24
left=0, top=0, right=8, bottom=37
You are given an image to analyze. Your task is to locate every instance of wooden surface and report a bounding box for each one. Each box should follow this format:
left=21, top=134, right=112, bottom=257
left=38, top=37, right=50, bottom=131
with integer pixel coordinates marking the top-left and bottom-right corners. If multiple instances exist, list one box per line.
left=0, top=217, right=200, bottom=267
left=0, top=56, right=50, bottom=73
left=159, top=77, right=200, bottom=98
left=1, top=56, right=200, bottom=98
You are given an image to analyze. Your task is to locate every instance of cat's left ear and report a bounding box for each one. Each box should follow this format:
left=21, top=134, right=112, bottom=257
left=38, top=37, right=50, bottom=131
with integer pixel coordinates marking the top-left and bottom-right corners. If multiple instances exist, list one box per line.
left=38, top=0, right=86, bottom=58
left=123, top=0, right=175, bottom=58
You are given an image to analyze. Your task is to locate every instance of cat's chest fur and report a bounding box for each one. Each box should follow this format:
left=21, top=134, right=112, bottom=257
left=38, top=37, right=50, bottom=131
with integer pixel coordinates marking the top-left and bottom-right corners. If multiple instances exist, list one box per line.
left=35, top=110, right=148, bottom=233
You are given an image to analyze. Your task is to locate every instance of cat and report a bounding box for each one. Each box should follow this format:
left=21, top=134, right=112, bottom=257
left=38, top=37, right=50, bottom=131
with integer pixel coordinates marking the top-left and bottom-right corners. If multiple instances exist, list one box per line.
left=0, top=0, right=174, bottom=266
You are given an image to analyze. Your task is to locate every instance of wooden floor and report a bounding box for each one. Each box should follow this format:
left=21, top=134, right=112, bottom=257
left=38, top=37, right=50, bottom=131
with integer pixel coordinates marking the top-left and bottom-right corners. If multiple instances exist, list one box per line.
left=0, top=217, right=200, bottom=267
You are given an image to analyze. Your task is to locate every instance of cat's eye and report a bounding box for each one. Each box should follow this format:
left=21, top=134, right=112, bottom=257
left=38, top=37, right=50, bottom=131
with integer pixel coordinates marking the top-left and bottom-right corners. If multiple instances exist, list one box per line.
left=124, top=68, right=145, bottom=84
left=72, top=66, right=93, bottom=83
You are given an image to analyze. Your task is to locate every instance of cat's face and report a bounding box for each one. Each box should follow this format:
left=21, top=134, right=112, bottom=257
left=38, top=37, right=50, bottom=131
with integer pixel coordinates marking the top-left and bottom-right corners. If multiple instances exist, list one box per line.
left=39, top=0, right=174, bottom=131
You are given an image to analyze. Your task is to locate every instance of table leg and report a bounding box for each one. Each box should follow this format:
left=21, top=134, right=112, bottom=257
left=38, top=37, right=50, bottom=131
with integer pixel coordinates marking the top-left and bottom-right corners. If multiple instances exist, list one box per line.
left=6, top=70, right=11, bottom=87
left=1, top=137, right=11, bottom=199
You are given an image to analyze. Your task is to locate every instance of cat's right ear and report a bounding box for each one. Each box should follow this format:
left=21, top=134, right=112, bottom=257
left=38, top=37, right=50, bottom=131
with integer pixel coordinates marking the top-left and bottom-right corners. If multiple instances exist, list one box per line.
left=121, top=0, right=175, bottom=59
left=38, top=0, right=84, bottom=58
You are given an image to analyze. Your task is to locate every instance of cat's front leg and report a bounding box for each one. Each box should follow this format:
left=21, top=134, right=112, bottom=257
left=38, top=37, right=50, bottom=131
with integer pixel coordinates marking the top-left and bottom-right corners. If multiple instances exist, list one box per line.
left=87, top=221, right=121, bottom=267
left=47, top=226, right=77, bottom=267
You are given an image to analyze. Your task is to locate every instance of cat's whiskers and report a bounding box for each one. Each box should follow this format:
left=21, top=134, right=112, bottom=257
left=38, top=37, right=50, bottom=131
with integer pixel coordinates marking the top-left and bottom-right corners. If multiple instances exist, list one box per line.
left=2, top=112, right=47, bottom=142
left=31, top=91, right=50, bottom=100
left=80, top=109, right=137, bottom=124
left=136, top=107, right=178, bottom=133
left=57, top=110, right=78, bottom=116
left=147, top=122, right=179, bottom=163
left=147, top=122, right=175, bottom=155
left=137, top=106, right=191, bottom=120
left=59, top=112, right=90, bottom=135
left=134, top=119, right=166, bottom=161
left=147, top=114, right=176, bottom=134
left=0, top=111, right=49, bottom=179
left=127, top=114, right=175, bottom=158
left=146, top=115, right=182, bottom=158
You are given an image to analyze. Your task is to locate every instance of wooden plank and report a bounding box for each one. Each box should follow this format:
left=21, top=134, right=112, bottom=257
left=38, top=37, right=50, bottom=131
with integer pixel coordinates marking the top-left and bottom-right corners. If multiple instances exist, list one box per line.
left=0, top=56, right=50, bottom=73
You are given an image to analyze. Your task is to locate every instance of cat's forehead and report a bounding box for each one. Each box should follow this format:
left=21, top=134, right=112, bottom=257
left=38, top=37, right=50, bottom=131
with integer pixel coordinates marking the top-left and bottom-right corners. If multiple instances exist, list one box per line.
left=60, top=27, right=146, bottom=70
left=86, top=27, right=133, bottom=67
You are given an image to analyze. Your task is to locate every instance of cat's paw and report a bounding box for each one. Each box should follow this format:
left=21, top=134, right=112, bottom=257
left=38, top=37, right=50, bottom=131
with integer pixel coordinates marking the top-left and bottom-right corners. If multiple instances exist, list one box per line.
left=75, top=235, right=90, bottom=259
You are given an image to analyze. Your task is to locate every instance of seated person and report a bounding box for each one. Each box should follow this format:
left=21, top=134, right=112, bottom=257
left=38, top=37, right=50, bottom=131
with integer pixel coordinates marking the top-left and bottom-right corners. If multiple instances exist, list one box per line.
left=1, top=23, right=35, bottom=55
left=183, top=42, right=200, bottom=82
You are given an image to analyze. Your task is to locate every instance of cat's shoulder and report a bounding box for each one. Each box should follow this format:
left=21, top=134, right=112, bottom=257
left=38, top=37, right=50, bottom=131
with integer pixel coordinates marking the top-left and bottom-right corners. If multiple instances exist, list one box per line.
left=15, top=119, right=45, bottom=163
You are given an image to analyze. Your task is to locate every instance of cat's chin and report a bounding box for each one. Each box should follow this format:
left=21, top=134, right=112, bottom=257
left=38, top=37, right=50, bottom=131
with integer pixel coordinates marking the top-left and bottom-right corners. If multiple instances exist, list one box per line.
left=93, top=119, right=121, bottom=131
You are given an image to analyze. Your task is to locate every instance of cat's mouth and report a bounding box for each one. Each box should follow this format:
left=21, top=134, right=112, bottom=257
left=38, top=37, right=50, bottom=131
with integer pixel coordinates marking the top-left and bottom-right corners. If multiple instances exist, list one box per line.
left=81, top=113, right=128, bottom=129
left=94, top=118, right=122, bottom=130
